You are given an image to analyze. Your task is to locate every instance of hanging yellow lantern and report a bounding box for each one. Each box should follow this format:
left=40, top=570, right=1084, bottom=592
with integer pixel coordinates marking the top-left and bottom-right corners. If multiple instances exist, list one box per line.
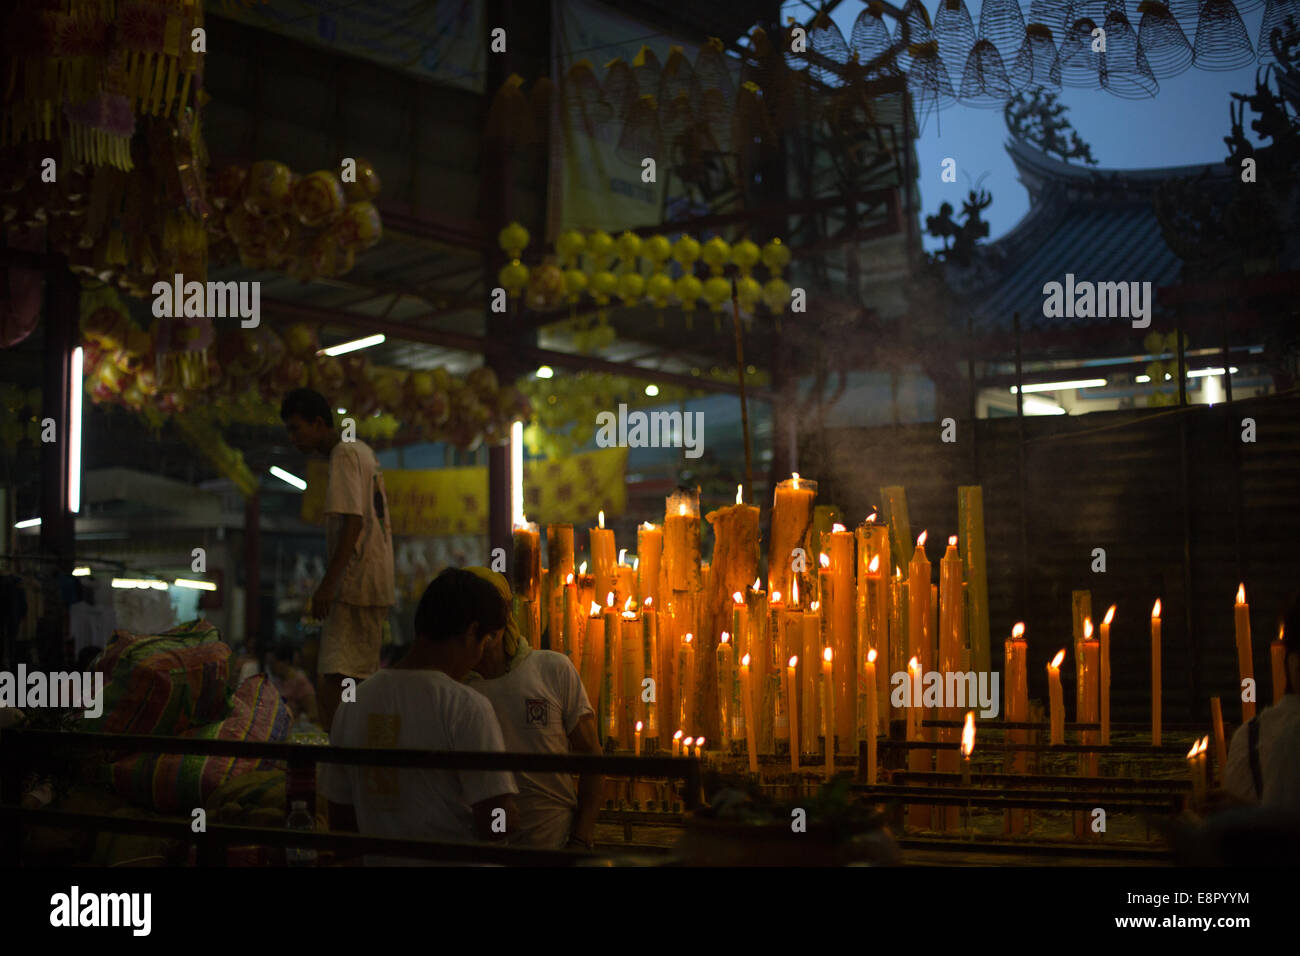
left=675, top=273, right=703, bottom=329
left=702, top=275, right=731, bottom=331
left=736, top=275, right=762, bottom=312
left=616, top=231, right=642, bottom=270
left=671, top=235, right=701, bottom=271
left=590, top=270, right=619, bottom=322
left=616, top=271, right=645, bottom=306
left=762, top=276, right=791, bottom=313
left=761, top=237, right=791, bottom=273
left=646, top=272, right=674, bottom=326
left=497, top=258, right=529, bottom=297
left=731, top=239, right=761, bottom=275
left=586, top=230, right=615, bottom=271
left=563, top=268, right=588, bottom=318
left=642, top=234, right=672, bottom=268
left=701, top=236, right=731, bottom=276
left=498, top=221, right=530, bottom=259
left=556, top=229, right=586, bottom=267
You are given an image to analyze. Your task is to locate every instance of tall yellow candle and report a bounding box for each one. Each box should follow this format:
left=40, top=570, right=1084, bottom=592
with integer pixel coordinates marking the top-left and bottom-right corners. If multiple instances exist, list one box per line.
left=1272, top=625, right=1287, bottom=705
left=642, top=598, right=658, bottom=737
left=787, top=656, right=800, bottom=773
left=906, top=656, right=922, bottom=741
left=561, top=573, right=577, bottom=658
left=602, top=596, right=620, bottom=744
left=621, top=600, right=641, bottom=744
left=1100, top=605, right=1115, bottom=746
left=678, top=633, right=695, bottom=733
left=637, top=521, right=662, bottom=609
left=1004, top=623, right=1029, bottom=835
left=615, top=551, right=636, bottom=611
left=937, top=535, right=963, bottom=793
left=663, top=491, right=701, bottom=592
left=908, top=532, right=933, bottom=675
left=581, top=600, right=602, bottom=710
left=740, top=654, right=758, bottom=774
left=512, top=520, right=542, bottom=645
left=1187, top=738, right=1205, bottom=805
left=825, top=525, right=856, bottom=751
left=1047, top=649, right=1065, bottom=746
left=745, top=582, right=774, bottom=754
left=731, top=592, right=749, bottom=662
left=591, top=511, right=616, bottom=614
left=802, top=601, right=822, bottom=754
left=546, top=524, right=574, bottom=653
left=822, top=647, right=835, bottom=779
left=1071, top=590, right=1092, bottom=717
left=634, top=720, right=643, bottom=757
left=890, top=571, right=908, bottom=722
left=1079, top=619, right=1099, bottom=778
left=864, top=649, right=878, bottom=784
left=716, top=632, right=735, bottom=747
left=906, top=654, right=929, bottom=830
left=768, top=474, right=817, bottom=603
left=1151, top=599, right=1162, bottom=746
left=672, top=729, right=683, bottom=757
left=1210, top=696, right=1227, bottom=785
left=1235, top=584, right=1255, bottom=721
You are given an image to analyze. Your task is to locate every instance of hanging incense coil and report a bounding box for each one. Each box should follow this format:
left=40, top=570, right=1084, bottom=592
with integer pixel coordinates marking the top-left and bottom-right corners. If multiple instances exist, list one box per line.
left=808, top=8, right=852, bottom=87
left=615, top=93, right=662, bottom=167
left=935, top=0, right=978, bottom=88
left=484, top=73, right=534, bottom=145
left=693, top=37, right=736, bottom=126
left=561, top=60, right=612, bottom=138
left=893, top=0, right=935, bottom=74
left=1100, top=10, right=1161, bottom=98
left=1059, top=18, right=1105, bottom=88
left=958, top=38, right=1016, bottom=107
left=1137, top=1, right=1195, bottom=76
left=602, top=58, right=639, bottom=122
left=1258, top=0, right=1300, bottom=63
left=630, top=46, right=663, bottom=108
left=905, top=40, right=956, bottom=121
left=1009, top=23, right=1063, bottom=88
left=977, top=0, right=1028, bottom=61
left=1193, top=0, right=1256, bottom=69
left=851, top=3, right=902, bottom=75
left=1030, top=0, right=1074, bottom=37
left=658, top=46, right=695, bottom=106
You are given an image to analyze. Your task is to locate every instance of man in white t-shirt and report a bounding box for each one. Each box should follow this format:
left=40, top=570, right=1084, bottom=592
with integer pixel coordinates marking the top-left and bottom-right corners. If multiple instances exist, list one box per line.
left=281, top=388, right=395, bottom=732
left=463, top=567, right=603, bottom=850
left=319, top=568, right=519, bottom=864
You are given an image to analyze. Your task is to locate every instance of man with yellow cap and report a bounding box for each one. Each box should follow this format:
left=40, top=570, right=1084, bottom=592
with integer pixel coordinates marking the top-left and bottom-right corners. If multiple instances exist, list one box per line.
left=463, top=566, right=604, bottom=850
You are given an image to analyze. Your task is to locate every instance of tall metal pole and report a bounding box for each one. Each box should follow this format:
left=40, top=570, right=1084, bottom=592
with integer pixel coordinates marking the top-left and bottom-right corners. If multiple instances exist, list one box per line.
left=1013, top=312, right=1027, bottom=614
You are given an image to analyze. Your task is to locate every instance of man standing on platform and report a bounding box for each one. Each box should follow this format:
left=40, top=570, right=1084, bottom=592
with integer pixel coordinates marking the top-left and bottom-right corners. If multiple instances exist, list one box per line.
left=281, top=387, right=395, bottom=733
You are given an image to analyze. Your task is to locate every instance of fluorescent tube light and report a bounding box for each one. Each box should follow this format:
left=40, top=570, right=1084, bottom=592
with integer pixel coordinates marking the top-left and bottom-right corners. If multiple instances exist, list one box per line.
left=270, top=466, right=307, bottom=491
left=318, top=333, right=385, bottom=357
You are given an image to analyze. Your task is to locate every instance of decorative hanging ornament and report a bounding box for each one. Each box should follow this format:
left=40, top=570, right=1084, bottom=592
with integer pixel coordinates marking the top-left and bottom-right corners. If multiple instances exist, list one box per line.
left=736, top=275, right=763, bottom=317
left=616, top=271, right=645, bottom=307
left=589, top=269, right=619, bottom=324
left=642, top=234, right=673, bottom=268
left=671, top=235, right=701, bottom=272
left=498, top=258, right=529, bottom=298
left=616, top=231, right=642, bottom=271
left=556, top=229, right=586, bottom=267
left=563, top=268, right=588, bottom=320
left=674, top=273, right=703, bottom=330
left=585, top=230, right=615, bottom=271
left=646, top=272, right=674, bottom=326
left=701, top=236, right=732, bottom=275
left=731, top=239, right=761, bottom=276
left=498, top=221, right=530, bottom=258
left=702, top=275, right=731, bottom=330
left=763, top=277, right=792, bottom=330
left=761, top=237, right=791, bottom=273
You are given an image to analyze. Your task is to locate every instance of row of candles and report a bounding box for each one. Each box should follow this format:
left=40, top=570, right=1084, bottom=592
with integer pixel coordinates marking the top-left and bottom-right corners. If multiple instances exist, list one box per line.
left=510, top=475, right=1287, bottom=785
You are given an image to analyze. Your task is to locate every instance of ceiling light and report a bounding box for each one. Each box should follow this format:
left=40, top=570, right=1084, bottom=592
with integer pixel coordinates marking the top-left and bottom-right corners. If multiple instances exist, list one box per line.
left=14, top=517, right=40, bottom=529
left=72, top=567, right=91, bottom=576
left=1187, top=367, right=1239, bottom=378
left=645, top=384, right=660, bottom=397
left=1010, top=378, right=1107, bottom=394
left=174, top=578, right=217, bottom=591
left=318, top=333, right=385, bottom=357
left=270, top=466, right=307, bottom=491
left=1135, top=374, right=1151, bottom=383
left=536, top=366, right=554, bottom=379
left=1022, top=397, right=1066, bottom=416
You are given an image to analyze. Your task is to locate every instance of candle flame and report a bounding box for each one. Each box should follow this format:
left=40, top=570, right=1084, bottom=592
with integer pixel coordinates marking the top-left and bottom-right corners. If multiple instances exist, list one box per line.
left=742, top=653, right=751, bottom=666
left=867, top=648, right=877, bottom=663
left=634, top=557, right=640, bottom=570
left=894, top=568, right=902, bottom=579
left=791, top=472, right=800, bottom=488
left=636, top=721, right=643, bottom=732
left=685, top=633, right=693, bottom=644
left=1237, top=583, right=1246, bottom=605
left=683, top=737, right=694, bottom=747
left=1084, top=618, right=1094, bottom=640
left=589, top=601, right=601, bottom=615
left=736, top=484, right=743, bottom=505
left=868, top=555, right=880, bottom=573
left=696, top=737, right=706, bottom=749
left=566, top=572, right=575, bottom=585
left=1049, top=649, right=1065, bottom=669
left=673, top=730, right=683, bottom=741
left=733, top=591, right=744, bottom=604
left=1200, top=734, right=1209, bottom=752
left=961, top=711, right=976, bottom=757
left=908, top=656, right=920, bottom=674
left=1104, top=605, right=1116, bottom=626
left=819, top=552, right=830, bottom=568
left=789, top=655, right=799, bottom=668
left=810, top=600, right=820, bottom=612
left=832, top=522, right=846, bottom=533
left=624, top=596, right=634, bottom=611
left=1187, top=741, right=1199, bottom=759
left=753, top=577, right=762, bottom=590
left=823, top=647, right=833, bottom=663
left=678, top=503, right=688, bottom=516
left=1012, top=622, right=1025, bottom=639
left=619, top=547, right=627, bottom=564
left=791, top=578, right=799, bottom=606
left=579, top=561, right=588, bottom=574
left=606, top=591, right=615, bottom=607
left=598, top=510, right=605, bottom=529
left=644, top=596, right=653, bottom=608
left=622, top=611, right=637, bottom=620
left=917, top=530, right=927, bottom=548
left=948, top=535, right=958, bottom=547
left=1152, top=599, right=1161, bottom=618
left=643, top=521, right=655, bottom=530
left=866, top=512, right=877, bottom=523
left=772, top=590, right=782, bottom=603
left=721, top=632, right=730, bottom=644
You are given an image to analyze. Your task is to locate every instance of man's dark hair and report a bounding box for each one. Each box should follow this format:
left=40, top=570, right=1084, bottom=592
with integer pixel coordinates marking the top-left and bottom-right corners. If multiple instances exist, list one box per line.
left=279, top=388, right=333, bottom=428
left=273, top=642, right=296, bottom=664
left=415, top=568, right=508, bottom=643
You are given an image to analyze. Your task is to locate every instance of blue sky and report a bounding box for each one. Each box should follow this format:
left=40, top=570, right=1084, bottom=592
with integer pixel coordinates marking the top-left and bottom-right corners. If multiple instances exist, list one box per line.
left=783, top=1, right=1275, bottom=246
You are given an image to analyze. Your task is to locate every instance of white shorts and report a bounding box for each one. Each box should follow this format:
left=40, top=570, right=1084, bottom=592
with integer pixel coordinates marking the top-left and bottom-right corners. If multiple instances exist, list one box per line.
left=319, top=603, right=387, bottom=679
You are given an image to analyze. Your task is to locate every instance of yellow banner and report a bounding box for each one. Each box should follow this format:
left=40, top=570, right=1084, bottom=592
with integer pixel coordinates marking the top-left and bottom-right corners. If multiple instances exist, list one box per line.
left=301, top=447, right=627, bottom=534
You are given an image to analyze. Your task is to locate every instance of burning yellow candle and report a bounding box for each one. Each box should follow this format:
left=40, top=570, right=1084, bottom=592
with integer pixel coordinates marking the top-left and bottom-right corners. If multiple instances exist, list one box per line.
left=1187, top=737, right=1206, bottom=805
left=642, top=597, right=658, bottom=737
left=637, top=521, right=662, bottom=610
left=582, top=600, right=603, bottom=710
left=1079, top=619, right=1099, bottom=776
left=683, top=736, right=694, bottom=761
left=822, top=647, right=834, bottom=779
left=1005, top=622, right=1028, bottom=834
left=1100, top=605, right=1115, bottom=745
left=786, top=656, right=800, bottom=773
left=678, top=633, right=696, bottom=733
left=906, top=654, right=929, bottom=830
left=672, top=729, right=683, bottom=757
left=663, top=491, right=701, bottom=592
left=602, top=593, right=620, bottom=743
left=770, top=590, right=789, bottom=743
left=740, top=653, right=758, bottom=773
left=1272, top=624, right=1287, bottom=705
left=621, top=598, right=640, bottom=743
left=591, top=511, right=616, bottom=614
left=769, top=474, right=817, bottom=603
left=1047, top=649, right=1066, bottom=746
left=937, top=535, right=963, bottom=789
left=908, top=532, right=933, bottom=675
left=1235, top=584, right=1255, bottom=721
left=731, top=591, right=749, bottom=661
left=547, top=524, right=574, bottom=653
left=863, top=553, right=888, bottom=724
left=716, top=632, right=735, bottom=746
left=802, top=600, right=822, bottom=754
left=616, top=549, right=636, bottom=610
left=1210, top=697, right=1227, bottom=785
left=560, top=572, right=577, bottom=659
left=825, top=525, right=855, bottom=750
left=905, top=656, right=921, bottom=741
left=634, top=720, right=643, bottom=757
left=864, top=648, right=878, bottom=784
left=960, top=710, right=975, bottom=787
left=694, top=736, right=704, bottom=760
left=1152, top=599, right=1163, bottom=745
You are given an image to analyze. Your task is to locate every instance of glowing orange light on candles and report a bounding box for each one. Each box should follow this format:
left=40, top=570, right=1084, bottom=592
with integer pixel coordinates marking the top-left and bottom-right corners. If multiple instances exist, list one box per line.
left=917, top=530, right=927, bottom=548
left=1104, top=605, right=1116, bottom=626
left=636, top=720, right=643, bottom=732
left=789, top=655, right=799, bottom=667
left=819, top=552, right=830, bottom=568
left=772, top=591, right=782, bottom=604
left=598, top=510, right=605, bottom=529
left=566, top=572, right=575, bottom=585
left=791, top=472, right=800, bottom=488
left=832, top=522, right=846, bottom=533
left=624, top=596, right=634, bottom=612
left=622, top=611, right=636, bottom=620
left=866, top=512, right=877, bottom=523
left=736, top=484, right=743, bottom=505
left=643, top=521, right=655, bottom=530
left=678, top=503, right=688, bottom=516
left=634, top=557, right=639, bottom=570
left=961, top=711, right=976, bottom=757
left=1050, top=649, right=1066, bottom=669
left=810, top=600, right=820, bottom=612
left=721, top=632, right=730, bottom=644
left=1152, top=599, right=1161, bottom=619
left=685, top=633, right=693, bottom=645
left=742, top=653, right=750, bottom=666
left=752, top=578, right=762, bottom=591
left=868, top=555, right=880, bottom=573
left=618, top=548, right=627, bottom=565
left=1237, top=583, right=1246, bottom=604
left=673, top=729, right=683, bottom=743
left=823, top=647, right=832, bottom=663
left=732, top=591, right=744, bottom=605
left=606, top=591, right=615, bottom=607
left=579, top=561, right=588, bottom=575
left=589, top=601, right=601, bottom=615
left=683, top=736, right=694, bottom=748
left=791, top=578, right=800, bottom=607
left=1012, top=622, right=1025, bottom=639
left=1084, top=618, right=1093, bottom=640
left=948, top=535, right=958, bottom=547
left=644, top=596, right=653, bottom=608
left=867, top=648, right=877, bottom=663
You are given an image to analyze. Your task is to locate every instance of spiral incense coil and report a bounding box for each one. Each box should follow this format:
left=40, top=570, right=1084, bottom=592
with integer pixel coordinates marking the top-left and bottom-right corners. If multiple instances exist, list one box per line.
left=1010, top=23, right=1064, bottom=88
left=958, top=39, right=1016, bottom=107
left=850, top=4, right=902, bottom=75
left=658, top=46, right=695, bottom=107
left=1137, top=0, right=1196, bottom=76
left=1058, top=18, right=1106, bottom=88
left=906, top=40, right=957, bottom=120
left=977, top=0, right=1028, bottom=62
left=693, top=38, right=737, bottom=126
left=630, top=45, right=663, bottom=109
left=561, top=60, right=612, bottom=138
left=1193, top=0, right=1256, bottom=69
left=808, top=9, right=852, bottom=87
left=935, top=0, right=978, bottom=88
left=893, top=0, right=935, bottom=74
left=1100, top=11, right=1161, bottom=98
left=614, top=93, right=662, bottom=168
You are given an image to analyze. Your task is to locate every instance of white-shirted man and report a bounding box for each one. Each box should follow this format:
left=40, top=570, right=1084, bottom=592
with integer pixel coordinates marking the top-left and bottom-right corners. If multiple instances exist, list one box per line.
left=463, top=567, right=604, bottom=850
left=319, top=569, right=519, bottom=864
left=281, top=387, right=395, bottom=732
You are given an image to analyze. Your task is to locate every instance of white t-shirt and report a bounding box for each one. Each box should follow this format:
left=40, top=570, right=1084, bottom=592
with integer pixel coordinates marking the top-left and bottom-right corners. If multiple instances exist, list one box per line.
left=1225, top=693, right=1300, bottom=808
left=318, top=669, right=518, bottom=865
left=325, top=439, right=395, bottom=607
left=467, top=651, right=594, bottom=848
